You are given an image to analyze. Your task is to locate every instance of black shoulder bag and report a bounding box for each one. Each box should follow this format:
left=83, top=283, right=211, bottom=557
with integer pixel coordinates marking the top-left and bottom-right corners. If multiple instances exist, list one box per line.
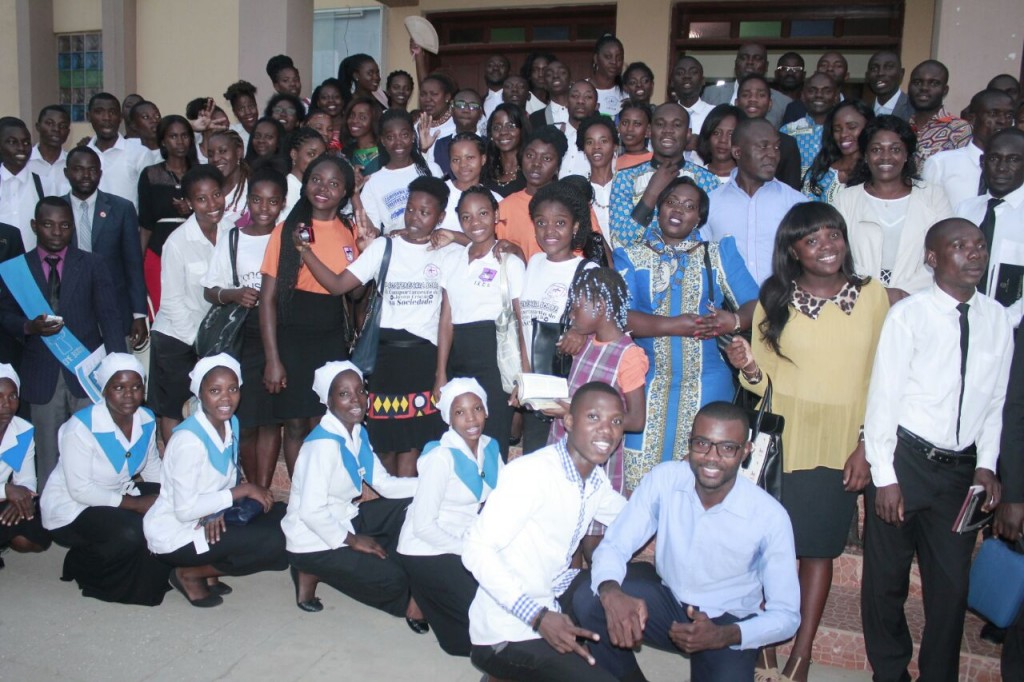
left=351, top=237, right=393, bottom=375
left=530, top=258, right=590, bottom=377
left=195, top=227, right=248, bottom=358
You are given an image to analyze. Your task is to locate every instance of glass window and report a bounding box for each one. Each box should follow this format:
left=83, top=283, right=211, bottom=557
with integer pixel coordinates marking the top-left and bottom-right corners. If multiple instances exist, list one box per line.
left=491, top=27, right=526, bottom=43
left=450, top=27, right=486, bottom=44
left=57, top=32, right=102, bottom=122
left=533, top=25, right=570, bottom=42
left=791, top=19, right=834, bottom=37
left=739, top=21, right=782, bottom=38
left=688, top=21, right=730, bottom=39
left=844, top=17, right=892, bottom=36
left=312, top=8, right=383, bottom=86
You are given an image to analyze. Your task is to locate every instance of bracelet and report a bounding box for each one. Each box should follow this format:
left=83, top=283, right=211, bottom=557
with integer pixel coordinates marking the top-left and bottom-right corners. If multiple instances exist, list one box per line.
left=216, top=288, right=224, bottom=304
left=858, top=426, right=865, bottom=443
left=743, top=366, right=763, bottom=385
left=732, top=312, right=741, bottom=333
left=531, top=607, right=549, bottom=632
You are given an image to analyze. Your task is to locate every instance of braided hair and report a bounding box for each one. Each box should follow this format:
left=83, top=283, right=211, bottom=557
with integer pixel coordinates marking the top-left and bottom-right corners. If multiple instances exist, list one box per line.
left=535, top=177, right=608, bottom=265
left=376, top=109, right=431, bottom=176
left=569, top=266, right=629, bottom=331
left=206, top=129, right=250, bottom=212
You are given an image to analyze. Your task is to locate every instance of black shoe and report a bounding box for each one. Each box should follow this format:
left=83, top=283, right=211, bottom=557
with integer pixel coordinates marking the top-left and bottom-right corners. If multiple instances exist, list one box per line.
left=207, top=580, right=232, bottom=596
left=980, top=622, right=1007, bottom=645
left=406, top=617, right=430, bottom=634
left=290, top=566, right=323, bottom=613
left=169, top=571, right=223, bottom=608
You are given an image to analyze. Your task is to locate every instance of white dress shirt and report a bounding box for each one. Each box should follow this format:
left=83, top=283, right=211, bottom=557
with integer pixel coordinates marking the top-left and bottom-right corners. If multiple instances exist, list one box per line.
left=26, top=145, right=69, bottom=197
left=41, top=405, right=160, bottom=530
left=282, top=413, right=418, bottom=554
left=922, top=144, right=984, bottom=212
left=150, top=215, right=230, bottom=345
left=864, top=284, right=1014, bottom=487
left=0, top=416, right=37, bottom=498
left=143, top=412, right=236, bottom=555
left=397, top=429, right=503, bottom=557
left=0, top=164, right=53, bottom=250
left=483, top=89, right=504, bottom=119
left=683, top=98, right=715, bottom=136
left=72, top=190, right=98, bottom=251
left=874, top=91, right=902, bottom=116
left=229, top=122, right=250, bottom=151
left=87, top=135, right=161, bottom=209
left=956, top=183, right=1024, bottom=325
left=462, top=441, right=626, bottom=645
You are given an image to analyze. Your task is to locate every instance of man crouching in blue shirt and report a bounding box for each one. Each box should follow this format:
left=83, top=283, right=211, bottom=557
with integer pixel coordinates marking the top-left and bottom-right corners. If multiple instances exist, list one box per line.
left=574, top=401, right=800, bottom=681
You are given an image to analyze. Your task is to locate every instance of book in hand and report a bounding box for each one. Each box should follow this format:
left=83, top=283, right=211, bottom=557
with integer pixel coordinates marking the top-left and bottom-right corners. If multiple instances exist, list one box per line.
left=952, top=485, right=993, bottom=534
left=515, top=373, right=569, bottom=412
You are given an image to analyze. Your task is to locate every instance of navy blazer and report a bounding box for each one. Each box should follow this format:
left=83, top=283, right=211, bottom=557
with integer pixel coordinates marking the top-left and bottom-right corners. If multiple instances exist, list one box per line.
left=64, top=190, right=146, bottom=334
left=0, top=223, right=26, bottom=367
left=0, top=246, right=127, bottom=403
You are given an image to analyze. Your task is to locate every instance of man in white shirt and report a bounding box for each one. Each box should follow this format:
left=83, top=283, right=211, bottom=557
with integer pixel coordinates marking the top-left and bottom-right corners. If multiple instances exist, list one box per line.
left=462, top=382, right=628, bottom=681
left=866, top=50, right=912, bottom=121
left=671, top=56, right=714, bottom=144
left=482, top=55, right=511, bottom=119
left=27, top=105, right=71, bottom=197
left=529, top=60, right=572, bottom=131
left=862, top=218, right=1011, bottom=682
left=0, top=117, right=53, bottom=249
left=955, top=128, right=1024, bottom=324
left=925, top=88, right=1016, bottom=210
left=84, top=93, right=161, bottom=209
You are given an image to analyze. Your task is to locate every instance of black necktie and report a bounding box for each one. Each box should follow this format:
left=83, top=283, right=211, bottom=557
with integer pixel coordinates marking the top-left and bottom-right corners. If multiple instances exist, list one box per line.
left=44, top=255, right=61, bottom=314
left=956, top=302, right=970, bottom=441
left=978, top=172, right=987, bottom=196
left=977, top=198, right=1004, bottom=295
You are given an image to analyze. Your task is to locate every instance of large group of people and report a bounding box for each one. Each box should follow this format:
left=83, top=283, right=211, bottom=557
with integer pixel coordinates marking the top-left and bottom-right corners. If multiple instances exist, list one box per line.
left=1, top=30, right=1024, bottom=682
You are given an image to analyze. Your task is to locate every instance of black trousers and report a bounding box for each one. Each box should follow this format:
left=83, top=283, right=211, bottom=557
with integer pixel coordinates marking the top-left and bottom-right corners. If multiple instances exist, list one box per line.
left=397, top=552, right=478, bottom=657
left=1004, top=605, right=1024, bottom=680
left=0, top=498, right=51, bottom=549
left=288, top=496, right=411, bottom=617
left=157, top=502, right=288, bottom=576
left=861, top=439, right=977, bottom=682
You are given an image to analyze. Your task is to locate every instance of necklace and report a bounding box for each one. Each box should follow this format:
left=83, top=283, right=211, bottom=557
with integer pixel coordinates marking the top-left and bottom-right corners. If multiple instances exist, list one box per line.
left=430, top=107, right=453, bottom=128
left=495, top=163, right=520, bottom=187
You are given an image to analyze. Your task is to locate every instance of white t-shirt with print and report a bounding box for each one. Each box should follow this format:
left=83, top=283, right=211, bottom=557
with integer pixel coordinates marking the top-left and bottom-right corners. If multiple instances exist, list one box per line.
left=362, top=164, right=425, bottom=235
left=441, top=247, right=525, bottom=324
left=441, top=180, right=502, bottom=233
left=201, top=229, right=272, bottom=292
left=519, top=254, right=597, bottom=364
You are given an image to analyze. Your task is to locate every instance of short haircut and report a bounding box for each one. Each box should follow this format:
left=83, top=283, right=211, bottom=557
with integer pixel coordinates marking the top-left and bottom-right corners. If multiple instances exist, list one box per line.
left=181, top=164, right=226, bottom=197
left=36, top=105, right=69, bottom=123
left=925, top=217, right=979, bottom=251
left=525, top=125, right=569, bottom=164
left=0, top=116, right=29, bottom=136
left=619, top=100, right=652, bottom=123
left=777, top=51, right=804, bottom=67
left=576, top=114, right=619, bottom=151
left=912, top=59, right=949, bottom=83
left=248, top=165, right=288, bottom=196
left=35, top=195, right=72, bottom=220
left=455, top=184, right=498, bottom=213
left=66, top=145, right=100, bottom=166
left=569, top=381, right=623, bottom=413
left=732, top=116, right=774, bottom=146
left=266, top=54, right=296, bottom=82
left=737, top=73, right=771, bottom=93
left=129, top=100, right=157, bottom=122
left=87, top=92, right=119, bottom=110
left=449, top=132, right=486, bottom=158
left=408, top=175, right=450, bottom=208
left=988, top=127, right=1024, bottom=151
left=969, top=88, right=1014, bottom=113
left=694, top=401, right=750, bottom=434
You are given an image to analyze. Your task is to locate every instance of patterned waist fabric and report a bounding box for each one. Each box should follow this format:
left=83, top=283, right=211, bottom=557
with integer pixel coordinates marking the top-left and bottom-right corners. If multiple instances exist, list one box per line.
left=368, top=390, right=438, bottom=420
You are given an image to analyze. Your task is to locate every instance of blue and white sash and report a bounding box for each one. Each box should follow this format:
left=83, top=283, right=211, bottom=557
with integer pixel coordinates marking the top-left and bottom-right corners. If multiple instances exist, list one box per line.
left=305, top=425, right=375, bottom=489
left=421, top=438, right=500, bottom=501
left=174, top=414, right=239, bottom=475
left=74, top=406, right=156, bottom=476
left=0, top=425, right=33, bottom=473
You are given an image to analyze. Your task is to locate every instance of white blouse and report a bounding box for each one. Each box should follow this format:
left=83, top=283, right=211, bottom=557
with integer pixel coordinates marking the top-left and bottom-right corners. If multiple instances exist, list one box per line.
left=282, top=413, right=418, bottom=554
left=0, top=416, right=37, bottom=499
left=397, top=430, right=503, bottom=557
left=441, top=247, right=525, bottom=324
left=41, top=405, right=160, bottom=530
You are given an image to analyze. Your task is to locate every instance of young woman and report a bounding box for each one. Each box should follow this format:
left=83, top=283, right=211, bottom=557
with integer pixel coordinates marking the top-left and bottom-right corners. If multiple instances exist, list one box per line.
left=621, top=62, right=654, bottom=110
left=834, top=115, right=953, bottom=301
left=341, top=96, right=382, bottom=177
left=396, top=378, right=503, bottom=656
left=339, top=53, right=385, bottom=110
left=725, top=202, right=889, bottom=682
left=615, top=101, right=652, bottom=172
left=578, top=115, right=618, bottom=240
left=281, top=127, right=327, bottom=222
left=223, top=80, right=259, bottom=147
left=266, top=54, right=304, bottom=101
left=310, top=78, right=346, bottom=147
left=149, top=165, right=231, bottom=444
left=303, top=108, right=335, bottom=147
left=804, top=100, right=875, bottom=204
left=481, top=104, right=529, bottom=198
left=385, top=70, right=414, bottom=112
left=295, top=177, right=457, bottom=477
left=245, top=117, right=286, bottom=165
left=205, top=129, right=249, bottom=224
left=696, top=104, right=743, bottom=182
left=41, top=354, right=168, bottom=605
left=436, top=187, right=528, bottom=460
left=265, top=93, right=306, bottom=133
left=145, top=354, right=287, bottom=608
left=440, top=133, right=501, bottom=235
left=138, top=114, right=199, bottom=311
left=260, top=154, right=371, bottom=476
left=282, top=361, right=420, bottom=623
left=589, top=34, right=626, bottom=116
left=201, top=167, right=287, bottom=489
left=614, top=176, right=758, bottom=489
left=130, top=101, right=161, bottom=151
left=361, top=110, right=432, bottom=234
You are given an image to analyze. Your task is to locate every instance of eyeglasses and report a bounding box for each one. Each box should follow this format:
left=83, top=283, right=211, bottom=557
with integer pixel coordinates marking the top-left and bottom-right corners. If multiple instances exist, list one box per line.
left=778, top=66, right=805, bottom=74
left=272, top=106, right=297, bottom=116
left=491, top=122, right=520, bottom=132
left=453, top=100, right=482, bottom=111
left=688, top=437, right=744, bottom=459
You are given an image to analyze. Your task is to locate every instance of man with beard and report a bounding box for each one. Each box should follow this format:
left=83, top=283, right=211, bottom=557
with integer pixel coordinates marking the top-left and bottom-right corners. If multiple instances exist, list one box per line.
left=908, top=60, right=972, bottom=166
left=773, top=52, right=806, bottom=101
left=482, top=54, right=511, bottom=118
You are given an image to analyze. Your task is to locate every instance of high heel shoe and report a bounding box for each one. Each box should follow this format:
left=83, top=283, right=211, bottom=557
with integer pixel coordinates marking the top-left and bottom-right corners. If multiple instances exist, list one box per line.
left=780, top=656, right=809, bottom=682
left=289, top=566, right=323, bottom=612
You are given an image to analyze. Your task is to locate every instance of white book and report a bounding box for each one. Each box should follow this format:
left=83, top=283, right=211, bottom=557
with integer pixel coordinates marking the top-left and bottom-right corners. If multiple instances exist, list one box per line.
left=516, top=373, right=569, bottom=412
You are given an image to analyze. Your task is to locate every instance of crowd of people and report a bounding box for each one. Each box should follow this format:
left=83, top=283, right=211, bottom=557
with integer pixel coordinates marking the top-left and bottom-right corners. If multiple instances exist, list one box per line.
left=0, top=32, right=1023, bottom=682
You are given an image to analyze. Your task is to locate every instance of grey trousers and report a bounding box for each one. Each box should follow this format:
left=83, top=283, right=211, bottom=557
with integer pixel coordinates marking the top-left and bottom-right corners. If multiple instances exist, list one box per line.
left=30, top=372, right=90, bottom=490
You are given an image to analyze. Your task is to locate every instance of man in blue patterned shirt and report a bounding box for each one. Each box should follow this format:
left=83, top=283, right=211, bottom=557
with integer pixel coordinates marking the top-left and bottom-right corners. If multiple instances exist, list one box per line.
left=780, top=72, right=839, bottom=180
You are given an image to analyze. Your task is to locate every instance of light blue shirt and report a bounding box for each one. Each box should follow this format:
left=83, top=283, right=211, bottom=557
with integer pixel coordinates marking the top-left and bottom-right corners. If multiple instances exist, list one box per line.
left=703, top=170, right=806, bottom=284
left=590, top=461, right=800, bottom=650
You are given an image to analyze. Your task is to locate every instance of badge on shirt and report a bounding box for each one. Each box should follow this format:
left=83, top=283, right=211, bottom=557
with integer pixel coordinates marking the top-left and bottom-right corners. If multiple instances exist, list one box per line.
left=424, top=264, right=440, bottom=279
left=343, top=246, right=355, bottom=262
left=479, top=268, right=497, bottom=283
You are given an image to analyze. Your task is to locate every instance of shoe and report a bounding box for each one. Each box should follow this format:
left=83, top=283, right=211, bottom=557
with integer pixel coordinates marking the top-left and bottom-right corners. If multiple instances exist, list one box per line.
left=980, top=623, right=1007, bottom=645
left=169, top=571, right=223, bottom=608
left=290, top=566, right=323, bottom=613
left=780, top=657, right=809, bottom=682
left=406, top=617, right=430, bottom=634
left=207, top=580, right=232, bottom=597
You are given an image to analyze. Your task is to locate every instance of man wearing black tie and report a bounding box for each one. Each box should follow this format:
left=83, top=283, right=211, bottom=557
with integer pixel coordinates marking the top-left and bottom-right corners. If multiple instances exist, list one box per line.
left=861, top=218, right=1012, bottom=682
left=955, top=128, right=1024, bottom=325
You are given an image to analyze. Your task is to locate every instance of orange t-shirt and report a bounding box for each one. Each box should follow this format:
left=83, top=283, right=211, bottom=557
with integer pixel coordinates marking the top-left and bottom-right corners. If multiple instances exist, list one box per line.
left=590, top=339, right=649, bottom=394
left=260, top=217, right=359, bottom=295
left=497, top=189, right=603, bottom=261
left=615, top=151, right=653, bottom=172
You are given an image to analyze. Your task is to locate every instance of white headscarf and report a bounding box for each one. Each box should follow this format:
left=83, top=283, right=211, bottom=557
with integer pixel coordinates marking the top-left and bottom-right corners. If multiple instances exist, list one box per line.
left=189, top=353, right=243, bottom=396
left=437, top=377, right=488, bottom=424
left=312, top=361, right=363, bottom=406
left=95, top=353, right=146, bottom=391
left=0, top=363, right=20, bottom=392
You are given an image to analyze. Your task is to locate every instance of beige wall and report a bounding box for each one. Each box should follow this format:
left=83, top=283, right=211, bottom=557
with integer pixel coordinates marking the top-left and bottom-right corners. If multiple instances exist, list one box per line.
left=52, top=0, right=100, bottom=32
left=0, top=0, right=19, bottom=117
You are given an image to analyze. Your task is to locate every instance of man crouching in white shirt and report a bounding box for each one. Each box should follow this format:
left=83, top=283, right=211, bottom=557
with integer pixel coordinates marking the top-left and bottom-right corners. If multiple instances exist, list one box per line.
left=462, top=381, right=628, bottom=682
left=574, top=401, right=800, bottom=681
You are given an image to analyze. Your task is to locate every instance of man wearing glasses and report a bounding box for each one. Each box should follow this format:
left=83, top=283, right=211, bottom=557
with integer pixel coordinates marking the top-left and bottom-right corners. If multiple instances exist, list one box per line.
left=574, top=401, right=800, bottom=681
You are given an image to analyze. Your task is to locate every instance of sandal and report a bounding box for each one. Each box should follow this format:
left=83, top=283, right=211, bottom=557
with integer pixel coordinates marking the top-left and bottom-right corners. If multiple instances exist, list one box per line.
left=755, top=649, right=781, bottom=682
left=780, top=656, right=810, bottom=682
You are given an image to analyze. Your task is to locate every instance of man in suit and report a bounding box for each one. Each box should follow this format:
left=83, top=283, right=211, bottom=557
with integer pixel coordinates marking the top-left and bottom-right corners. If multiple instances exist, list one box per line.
left=0, top=223, right=25, bottom=367
left=866, top=51, right=912, bottom=122
left=62, top=145, right=147, bottom=349
left=0, top=197, right=126, bottom=488
left=702, top=43, right=791, bottom=129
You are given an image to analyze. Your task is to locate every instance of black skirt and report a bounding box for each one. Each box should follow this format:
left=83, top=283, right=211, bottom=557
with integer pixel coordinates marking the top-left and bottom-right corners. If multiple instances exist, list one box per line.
left=273, top=290, right=351, bottom=420
left=450, top=321, right=511, bottom=460
left=366, top=328, right=444, bottom=452
left=149, top=331, right=197, bottom=420
left=782, top=467, right=858, bottom=559
left=237, top=312, right=277, bottom=428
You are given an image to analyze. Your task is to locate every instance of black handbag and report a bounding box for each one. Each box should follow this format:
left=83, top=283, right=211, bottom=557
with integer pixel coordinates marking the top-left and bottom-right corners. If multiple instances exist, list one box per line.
left=222, top=497, right=265, bottom=526
left=195, top=227, right=248, bottom=359
left=735, top=379, right=784, bottom=501
left=351, top=237, right=393, bottom=375
left=530, top=259, right=590, bottom=378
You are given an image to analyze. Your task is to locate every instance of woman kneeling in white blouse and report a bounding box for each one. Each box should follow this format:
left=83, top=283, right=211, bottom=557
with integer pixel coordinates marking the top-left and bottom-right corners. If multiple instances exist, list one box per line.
left=42, top=354, right=169, bottom=605
left=396, top=378, right=504, bottom=656
left=144, top=354, right=287, bottom=608
left=282, top=361, right=421, bottom=624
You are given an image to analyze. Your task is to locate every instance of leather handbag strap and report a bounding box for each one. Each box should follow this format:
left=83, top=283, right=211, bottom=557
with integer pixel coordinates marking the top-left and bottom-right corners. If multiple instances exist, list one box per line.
left=376, top=237, right=393, bottom=295
left=229, top=227, right=240, bottom=287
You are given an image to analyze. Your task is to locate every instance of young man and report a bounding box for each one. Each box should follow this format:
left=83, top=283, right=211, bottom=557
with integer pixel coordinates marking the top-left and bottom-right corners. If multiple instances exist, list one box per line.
left=496, top=126, right=567, bottom=260
left=558, top=80, right=599, bottom=178
left=482, top=54, right=511, bottom=118
left=62, top=146, right=148, bottom=348
left=529, top=60, right=571, bottom=131
left=735, top=74, right=802, bottom=189
left=0, top=197, right=126, bottom=488
left=907, top=59, right=973, bottom=166
left=703, top=43, right=791, bottom=128
left=608, top=103, right=719, bottom=247
left=773, top=52, right=805, bottom=100
left=463, top=382, right=628, bottom=682
left=862, top=218, right=1011, bottom=682
left=28, top=105, right=71, bottom=197
left=84, top=92, right=161, bottom=209
left=575, top=401, right=800, bottom=681
left=704, top=117, right=806, bottom=284
left=866, top=51, right=911, bottom=121
left=782, top=51, right=849, bottom=125
left=780, top=72, right=839, bottom=177
left=0, top=117, right=53, bottom=249
left=924, top=88, right=1015, bottom=209
left=670, top=56, right=714, bottom=145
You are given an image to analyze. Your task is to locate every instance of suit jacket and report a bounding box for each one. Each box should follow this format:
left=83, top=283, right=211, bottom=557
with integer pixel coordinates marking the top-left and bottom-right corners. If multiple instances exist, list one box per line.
left=1000, top=323, right=1024, bottom=503
left=884, top=91, right=913, bottom=122
left=702, top=82, right=791, bottom=128
left=0, top=223, right=25, bottom=367
left=777, top=132, right=803, bottom=190
left=64, top=190, right=146, bottom=334
left=0, top=246, right=127, bottom=403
